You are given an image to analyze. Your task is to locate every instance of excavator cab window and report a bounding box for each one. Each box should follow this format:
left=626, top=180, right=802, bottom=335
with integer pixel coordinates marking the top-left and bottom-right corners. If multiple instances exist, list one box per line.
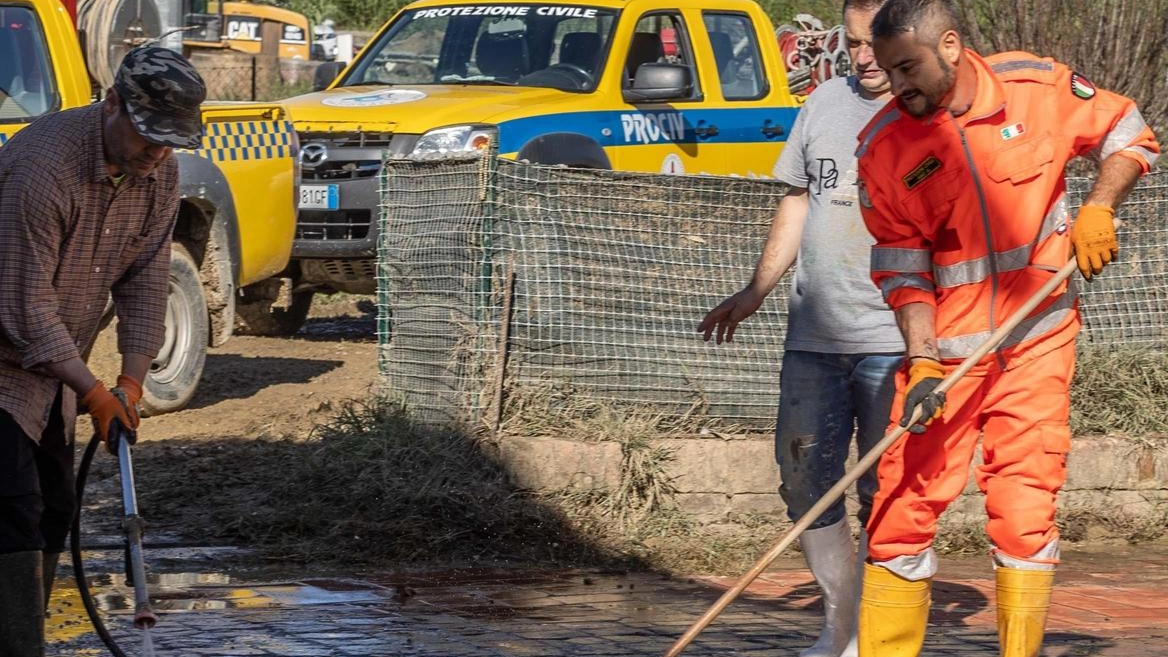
left=183, top=0, right=224, bottom=44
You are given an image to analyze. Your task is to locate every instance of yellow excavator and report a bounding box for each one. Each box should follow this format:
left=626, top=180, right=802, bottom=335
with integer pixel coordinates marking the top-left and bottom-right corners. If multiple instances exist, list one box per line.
left=63, top=0, right=312, bottom=90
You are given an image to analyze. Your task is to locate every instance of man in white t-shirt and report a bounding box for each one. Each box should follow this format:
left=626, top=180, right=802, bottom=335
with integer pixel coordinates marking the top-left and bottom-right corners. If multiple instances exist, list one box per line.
left=699, top=2, right=896, bottom=655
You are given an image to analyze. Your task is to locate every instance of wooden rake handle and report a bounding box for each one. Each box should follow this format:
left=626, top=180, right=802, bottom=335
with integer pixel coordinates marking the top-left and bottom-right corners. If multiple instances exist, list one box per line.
left=664, top=256, right=1081, bottom=657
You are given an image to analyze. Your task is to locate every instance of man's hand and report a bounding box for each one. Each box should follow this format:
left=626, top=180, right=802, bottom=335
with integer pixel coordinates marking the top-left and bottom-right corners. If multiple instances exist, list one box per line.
left=900, top=358, right=946, bottom=434
left=1070, top=204, right=1118, bottom=280
left=699, top=288, right=766, bottom=344
left=80, top=381, right=135, bottom=444
left=113, top=374, right=143, bottom=428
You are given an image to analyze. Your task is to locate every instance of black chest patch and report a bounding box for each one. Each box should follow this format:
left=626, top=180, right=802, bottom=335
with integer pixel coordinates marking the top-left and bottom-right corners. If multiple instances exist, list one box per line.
left=903, top=155, right=942, bottom=190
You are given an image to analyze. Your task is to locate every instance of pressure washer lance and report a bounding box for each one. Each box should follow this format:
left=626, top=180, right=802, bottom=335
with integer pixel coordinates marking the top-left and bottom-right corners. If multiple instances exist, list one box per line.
left=72, top=417, right=157, bottom=657
left=113, top=419, right=158, bottom=630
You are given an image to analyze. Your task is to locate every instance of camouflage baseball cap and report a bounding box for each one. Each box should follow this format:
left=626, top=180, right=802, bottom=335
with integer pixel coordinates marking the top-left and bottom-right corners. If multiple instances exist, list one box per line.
left=114, top=46, right=207, bottom=150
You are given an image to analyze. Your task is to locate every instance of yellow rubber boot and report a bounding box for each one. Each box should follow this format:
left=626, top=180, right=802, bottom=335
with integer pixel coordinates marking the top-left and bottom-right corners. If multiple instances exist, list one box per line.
left=858, top=563, right=930, bottom=657
left=996, top=567, right=1054, bottom=657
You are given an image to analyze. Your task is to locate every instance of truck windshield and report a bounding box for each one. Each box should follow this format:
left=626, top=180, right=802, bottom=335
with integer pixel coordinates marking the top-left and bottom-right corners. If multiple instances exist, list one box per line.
left=342, top=4, right=618, bottom=92
left=0, top=6, right=58, bottom=122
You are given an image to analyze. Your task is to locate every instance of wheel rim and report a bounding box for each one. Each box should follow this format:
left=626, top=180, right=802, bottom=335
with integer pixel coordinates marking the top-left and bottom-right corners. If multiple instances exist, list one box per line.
left=150, top=276, right=195, bottom=386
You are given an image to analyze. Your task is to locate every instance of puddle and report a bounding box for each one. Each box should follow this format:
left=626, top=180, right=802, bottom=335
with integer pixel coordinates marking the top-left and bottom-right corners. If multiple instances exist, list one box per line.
left=63, top=573, right=386, bottom=614
left=48, top=546, right=390, bottom=646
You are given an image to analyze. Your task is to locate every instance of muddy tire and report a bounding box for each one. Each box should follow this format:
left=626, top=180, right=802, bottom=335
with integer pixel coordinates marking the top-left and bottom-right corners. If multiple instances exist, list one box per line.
left=140, top=244, right=208, bottom=416
left=235, top=285, right=313, bottom=337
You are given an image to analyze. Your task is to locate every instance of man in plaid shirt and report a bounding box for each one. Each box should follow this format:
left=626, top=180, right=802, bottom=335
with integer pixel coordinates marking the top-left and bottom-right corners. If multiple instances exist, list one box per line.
left=0, top=46, right=204, bottom=655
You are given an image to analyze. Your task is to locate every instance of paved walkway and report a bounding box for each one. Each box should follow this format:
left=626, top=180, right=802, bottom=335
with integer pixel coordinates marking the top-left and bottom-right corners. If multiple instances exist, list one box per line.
left=48, top=542, right=1168, bottom=656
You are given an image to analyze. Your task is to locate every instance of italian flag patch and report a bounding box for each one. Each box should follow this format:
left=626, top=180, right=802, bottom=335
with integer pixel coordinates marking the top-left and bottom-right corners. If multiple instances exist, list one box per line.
left=1071, top=73, right=1096, bottom=100
left=1000, top=123, right=1026, bottom=140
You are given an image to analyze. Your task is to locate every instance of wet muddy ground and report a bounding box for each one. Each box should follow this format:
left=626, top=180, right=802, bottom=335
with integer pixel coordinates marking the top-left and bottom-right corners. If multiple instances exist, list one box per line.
left=46, top=540, right=1168, bottom=656
left=60, top=296, right=1168, bottom=656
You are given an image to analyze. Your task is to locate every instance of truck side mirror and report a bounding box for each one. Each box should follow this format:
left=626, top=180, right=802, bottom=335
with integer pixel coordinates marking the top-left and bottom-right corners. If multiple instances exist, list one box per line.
left=622, top=62, right=692, bottom=103
left=312, top=61, right=345, bottom=91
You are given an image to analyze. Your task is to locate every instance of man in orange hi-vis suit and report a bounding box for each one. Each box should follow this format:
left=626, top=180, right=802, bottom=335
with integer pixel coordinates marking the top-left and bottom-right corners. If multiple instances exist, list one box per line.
left=851, top=1, right=1160, bottom=656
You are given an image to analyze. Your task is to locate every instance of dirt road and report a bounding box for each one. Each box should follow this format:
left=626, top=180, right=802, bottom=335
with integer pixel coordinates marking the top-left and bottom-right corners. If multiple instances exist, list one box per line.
left=90, top=294, right=380, bottom=443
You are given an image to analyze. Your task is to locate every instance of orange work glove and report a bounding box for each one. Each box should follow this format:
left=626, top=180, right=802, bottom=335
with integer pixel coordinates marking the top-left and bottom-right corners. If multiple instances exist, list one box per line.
left=899, top=358, right=946, bottom=434
left=80, top=381, right=135, bottom=444
left=113, top=374, right=143, bottom=428
left=1070, top=204, right=1118, bottom=280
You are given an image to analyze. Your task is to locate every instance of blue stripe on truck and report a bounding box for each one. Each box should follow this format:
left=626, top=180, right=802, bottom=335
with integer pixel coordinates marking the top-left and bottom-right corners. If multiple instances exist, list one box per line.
left=496, top=106, right=799, bottom=153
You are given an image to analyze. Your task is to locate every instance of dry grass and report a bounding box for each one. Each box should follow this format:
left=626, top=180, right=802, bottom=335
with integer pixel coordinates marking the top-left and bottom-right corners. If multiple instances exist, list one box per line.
left=496, top=376, right=741, bottom=441
left=133, top=398, right=624, bottom=567
left=1071, top=345, right=1168, bottom=438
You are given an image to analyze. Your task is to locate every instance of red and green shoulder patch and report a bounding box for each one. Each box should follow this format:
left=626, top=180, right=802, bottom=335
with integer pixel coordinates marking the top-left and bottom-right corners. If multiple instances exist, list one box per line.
left=1071, top=72, right=1096, bottom=100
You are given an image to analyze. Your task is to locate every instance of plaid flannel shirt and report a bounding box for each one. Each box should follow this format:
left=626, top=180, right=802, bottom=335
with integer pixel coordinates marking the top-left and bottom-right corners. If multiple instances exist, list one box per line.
left=0, top=103, right=179, bottom=441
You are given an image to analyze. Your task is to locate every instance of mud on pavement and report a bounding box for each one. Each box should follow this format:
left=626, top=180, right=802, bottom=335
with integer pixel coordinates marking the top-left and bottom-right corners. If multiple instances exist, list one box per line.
left=47, top=541, right=1168, bottom=656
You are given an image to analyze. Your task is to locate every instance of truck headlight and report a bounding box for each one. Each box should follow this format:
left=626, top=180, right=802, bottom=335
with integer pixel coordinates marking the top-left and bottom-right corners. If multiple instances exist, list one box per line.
left=409, top=125, right=496, bottom=158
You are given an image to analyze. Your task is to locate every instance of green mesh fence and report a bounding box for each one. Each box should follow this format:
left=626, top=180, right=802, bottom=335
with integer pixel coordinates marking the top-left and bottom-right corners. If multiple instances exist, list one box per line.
left=377, top=154, right=496, bottom=426
left=378, top=158, right=1168, bottom=429
left=1070, top=174, right=1168, bottom=344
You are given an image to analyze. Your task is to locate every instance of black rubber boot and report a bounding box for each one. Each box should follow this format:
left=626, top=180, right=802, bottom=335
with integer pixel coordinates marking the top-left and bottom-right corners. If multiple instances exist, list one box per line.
left=0, top=550, right=46, bottom=657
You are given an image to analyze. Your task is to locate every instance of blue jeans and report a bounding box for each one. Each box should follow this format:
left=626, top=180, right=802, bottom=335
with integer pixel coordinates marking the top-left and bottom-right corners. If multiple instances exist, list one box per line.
left=775, top=350, right=900, bottom=529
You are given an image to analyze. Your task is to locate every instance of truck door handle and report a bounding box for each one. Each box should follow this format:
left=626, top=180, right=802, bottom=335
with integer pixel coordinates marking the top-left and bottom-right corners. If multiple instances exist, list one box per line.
left=694, top=123, right=719, bottom=138
left=761, top=121, right=785, bottom=138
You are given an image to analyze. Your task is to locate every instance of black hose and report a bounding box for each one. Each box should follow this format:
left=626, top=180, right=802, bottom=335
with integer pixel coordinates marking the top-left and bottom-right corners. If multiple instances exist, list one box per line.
left=71, top=433, right=129, bottom=657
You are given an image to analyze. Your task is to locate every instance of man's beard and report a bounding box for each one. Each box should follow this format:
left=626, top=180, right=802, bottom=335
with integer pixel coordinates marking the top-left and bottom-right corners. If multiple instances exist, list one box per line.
left=913, top=52, right=957, bottom=117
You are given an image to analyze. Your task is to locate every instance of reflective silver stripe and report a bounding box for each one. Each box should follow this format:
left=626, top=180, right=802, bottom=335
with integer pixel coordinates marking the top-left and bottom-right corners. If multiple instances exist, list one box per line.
left=871, top=247, right=931, bottom=273
left=991, top=59, right=1054, bottom=73
left=1123, top=144, right=1160, bottom=168
left=1100, top=108, right=1151, bottom=161
left=856, top=108, right=901, bottom=159
left=935, top=244, right=1030, bottom=288
left=937, top=291, right=1076, bottom=358
left=933, top=194, right=1069, bottom=288
left=880, top=274, right=934, bottom=300
left=1041, top=194, right=1070, bottom=240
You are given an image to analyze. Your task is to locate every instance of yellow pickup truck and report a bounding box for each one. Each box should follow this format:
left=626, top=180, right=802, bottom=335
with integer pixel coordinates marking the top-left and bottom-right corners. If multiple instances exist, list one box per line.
left=0, top=0, right=299, bottom=413
left=280, top=0, right=801, bottom=297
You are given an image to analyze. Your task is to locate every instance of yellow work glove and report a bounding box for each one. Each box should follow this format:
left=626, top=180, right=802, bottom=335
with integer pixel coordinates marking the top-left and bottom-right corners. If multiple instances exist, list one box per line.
left=899, top=358, right=946, bottom=434
left=1070, top=204, right=1118, bottom=280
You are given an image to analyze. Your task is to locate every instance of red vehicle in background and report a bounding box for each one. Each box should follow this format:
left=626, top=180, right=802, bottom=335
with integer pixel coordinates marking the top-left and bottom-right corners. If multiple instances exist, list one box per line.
left=774, top=14, right=848, bottom=96
left=648, top=16, right=847, bottom=96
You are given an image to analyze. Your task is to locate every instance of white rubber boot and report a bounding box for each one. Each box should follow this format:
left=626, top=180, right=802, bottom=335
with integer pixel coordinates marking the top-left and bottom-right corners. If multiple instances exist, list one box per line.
left=799, top=518, right=859, bottom=657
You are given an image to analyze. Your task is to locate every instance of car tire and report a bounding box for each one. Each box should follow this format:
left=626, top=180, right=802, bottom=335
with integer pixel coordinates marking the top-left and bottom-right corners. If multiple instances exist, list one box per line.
left=140, top=244, right=208, bottom=416
left=235, top=286, right=313, bottom=336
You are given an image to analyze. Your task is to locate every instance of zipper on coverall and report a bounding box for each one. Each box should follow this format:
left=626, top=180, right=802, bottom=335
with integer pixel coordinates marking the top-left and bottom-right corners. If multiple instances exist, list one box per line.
left=955, top=121, right=1009, bottom=370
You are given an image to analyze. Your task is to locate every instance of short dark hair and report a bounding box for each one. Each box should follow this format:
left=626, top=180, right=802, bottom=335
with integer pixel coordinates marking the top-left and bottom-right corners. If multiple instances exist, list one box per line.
left=871, top=0, right=961, bottom=42
left=843, top=0, right=887, bottom=14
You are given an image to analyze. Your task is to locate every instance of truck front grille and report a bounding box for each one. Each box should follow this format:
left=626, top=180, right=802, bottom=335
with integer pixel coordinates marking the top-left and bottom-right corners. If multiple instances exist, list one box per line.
left=297, top=131, right=393, bottom=147
left=301, top=161, right=381, bottom=181
left=296, top=210, right=372, bottom=241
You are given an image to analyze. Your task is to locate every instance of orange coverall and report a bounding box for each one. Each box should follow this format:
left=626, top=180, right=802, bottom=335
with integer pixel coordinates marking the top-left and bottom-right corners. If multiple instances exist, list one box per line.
left=855, top=49, right=1159, bottom=567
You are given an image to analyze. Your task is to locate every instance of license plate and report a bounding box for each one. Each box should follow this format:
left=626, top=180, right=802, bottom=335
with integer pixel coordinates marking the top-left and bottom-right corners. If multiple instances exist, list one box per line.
left=299, top=184, right=339, bottom=210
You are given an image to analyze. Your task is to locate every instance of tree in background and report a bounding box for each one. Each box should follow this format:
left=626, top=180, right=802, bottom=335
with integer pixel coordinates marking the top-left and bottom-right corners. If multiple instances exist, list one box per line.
left=757, top=0, right=839, bottom=23
left=274, top=0, right=407, bottom=30
left=280, top=0, right=338, bottom=26
left=958, top=0, right=1168, bottom=138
